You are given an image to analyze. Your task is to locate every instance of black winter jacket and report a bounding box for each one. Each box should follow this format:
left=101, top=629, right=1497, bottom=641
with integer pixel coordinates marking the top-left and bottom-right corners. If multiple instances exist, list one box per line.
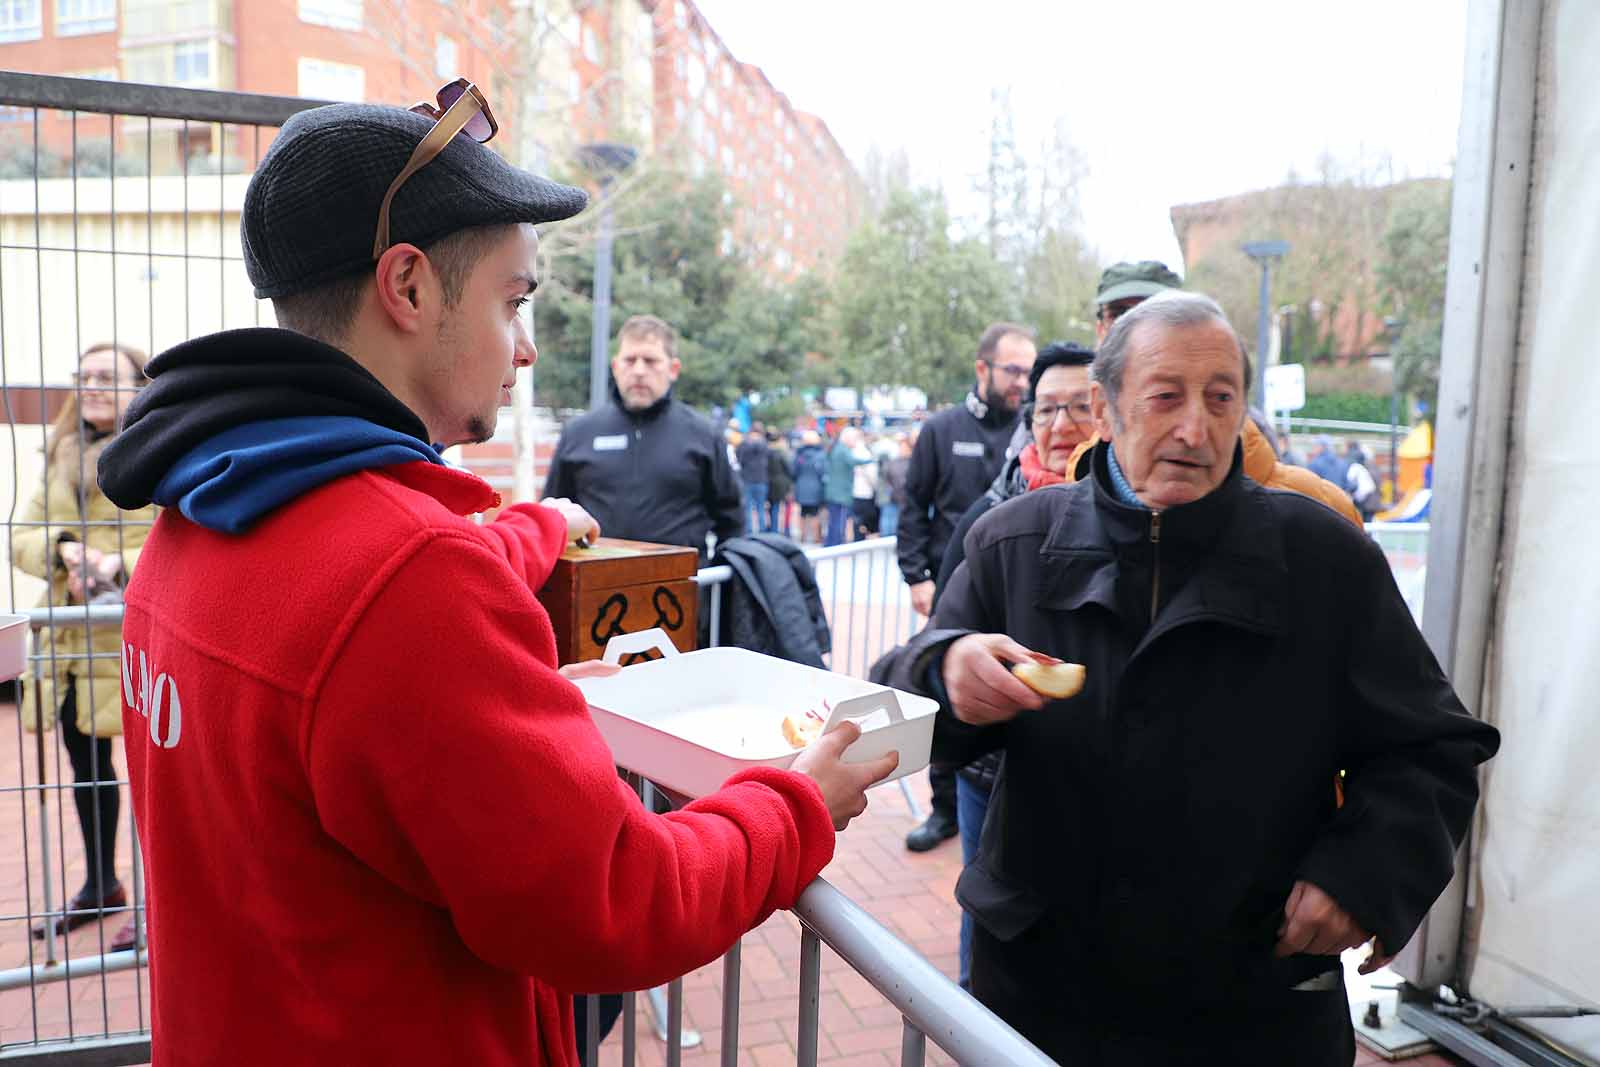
left=735, top=435, right=769, bottom=486
left=543, top=386, right=742, bottom=557
left=895, top=392, right=1017, bottom=585
left=874, top=442, right=1499, bottom=1057
left=767, top=448, right=794, bottom=500
left=712, top=534, right=830, bottom=667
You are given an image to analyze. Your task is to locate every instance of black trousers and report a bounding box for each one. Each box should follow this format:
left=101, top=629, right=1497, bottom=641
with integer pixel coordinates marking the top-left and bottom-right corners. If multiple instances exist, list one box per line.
left=927, top=761, right=958, bottom=820
left=57, top=682, right=120, bottom=898
left=971, top=923, right=1356, bottom=1067
left=572, top=993, right=624, bottom=1061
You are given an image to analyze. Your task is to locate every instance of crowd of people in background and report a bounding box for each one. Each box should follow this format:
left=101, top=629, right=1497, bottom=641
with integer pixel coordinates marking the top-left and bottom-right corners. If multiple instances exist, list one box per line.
left=705, top=400, right=1386, bottom=550
left=722, top=414, right=919, bottom=546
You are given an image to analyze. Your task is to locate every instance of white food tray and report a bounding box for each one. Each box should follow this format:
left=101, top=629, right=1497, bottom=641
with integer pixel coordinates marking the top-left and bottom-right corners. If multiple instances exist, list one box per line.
left=575, top=628, right=937, bottom=799
left=0, top=614, right=27, bottom=683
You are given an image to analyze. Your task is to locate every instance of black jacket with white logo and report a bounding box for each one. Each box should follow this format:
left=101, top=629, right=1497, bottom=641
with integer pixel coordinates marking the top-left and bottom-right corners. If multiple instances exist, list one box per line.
left=895, top=391, right=1018, bottom=584
left=543, top=385, right=742, bottom=557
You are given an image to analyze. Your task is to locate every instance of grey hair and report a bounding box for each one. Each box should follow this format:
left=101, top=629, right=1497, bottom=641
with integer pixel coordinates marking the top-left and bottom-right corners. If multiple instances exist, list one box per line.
left=1089, top=289, right=1252, bottom=415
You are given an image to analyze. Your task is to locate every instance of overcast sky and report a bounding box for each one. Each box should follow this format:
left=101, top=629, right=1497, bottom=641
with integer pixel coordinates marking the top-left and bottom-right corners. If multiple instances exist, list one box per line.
left=693, top=0, right=1467, bottom=270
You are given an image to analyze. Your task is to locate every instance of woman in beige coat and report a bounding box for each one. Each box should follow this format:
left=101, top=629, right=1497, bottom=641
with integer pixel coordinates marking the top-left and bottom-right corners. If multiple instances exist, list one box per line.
left=12, top=342, right=157, bottom=946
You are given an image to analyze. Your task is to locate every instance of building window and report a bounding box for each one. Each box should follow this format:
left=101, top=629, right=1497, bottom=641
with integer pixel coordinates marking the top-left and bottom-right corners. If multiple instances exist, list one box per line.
left=173, top=41, right=211, bottom=85
left=435, top=34, right=458, bottom=79
left=298, top=0, right=360, bottom=30
left=55, top=0, right=114, bottom=35
left=298, top=57, right=365, bottom=102
left=720, top=145, right=732, bottom=171
left=581, top=24, right=599, bottom=64
left=686, top=56, right=704, bottom=98
left=0, top=0, right=42, bottom=42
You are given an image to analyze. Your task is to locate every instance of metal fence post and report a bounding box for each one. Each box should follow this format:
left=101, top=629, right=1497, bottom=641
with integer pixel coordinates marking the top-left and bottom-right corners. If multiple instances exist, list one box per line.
left=797, top=927, right=822, bottom=1067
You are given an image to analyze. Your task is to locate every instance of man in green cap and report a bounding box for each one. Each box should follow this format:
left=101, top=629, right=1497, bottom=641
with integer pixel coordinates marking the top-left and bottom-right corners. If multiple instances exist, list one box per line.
left=1094, top=260, right=1184, bottom=342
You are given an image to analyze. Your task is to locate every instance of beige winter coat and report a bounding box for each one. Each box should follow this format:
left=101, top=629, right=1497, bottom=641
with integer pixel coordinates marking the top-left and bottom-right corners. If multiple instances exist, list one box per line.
left=10, top=436, right=156, bottom=736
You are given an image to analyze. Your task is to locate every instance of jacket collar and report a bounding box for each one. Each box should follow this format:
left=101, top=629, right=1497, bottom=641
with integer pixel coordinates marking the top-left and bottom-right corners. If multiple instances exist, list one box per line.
left=608, top=378, right=675, bottom=422
left=965, top=388, right=1015, bottom=429
left=1034, top=441, right=1287, bottom=638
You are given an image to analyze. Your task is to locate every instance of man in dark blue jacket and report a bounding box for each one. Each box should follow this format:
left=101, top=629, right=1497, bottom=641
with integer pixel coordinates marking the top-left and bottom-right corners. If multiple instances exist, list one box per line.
left=544, top=315, right=742, bottom=558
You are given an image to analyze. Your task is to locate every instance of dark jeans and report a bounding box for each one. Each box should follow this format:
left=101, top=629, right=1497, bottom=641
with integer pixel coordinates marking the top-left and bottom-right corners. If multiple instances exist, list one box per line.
left=58, top=682, right=120, bottom=898
left=928, top=761, right=957, bottom=819
left=742, top=483, right=770, bottom=534
left=825, top=501, right=851, bottom=546
left=768, top=498, right=790, bottom=536
left=572, top=993, right=624, bottom=1062
left=955, top=774, right=991, bottom=990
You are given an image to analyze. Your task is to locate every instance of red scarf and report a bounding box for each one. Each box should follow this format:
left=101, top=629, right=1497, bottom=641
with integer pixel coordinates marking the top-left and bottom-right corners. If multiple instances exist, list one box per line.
left=1019, top=442, right=1068, bottom=491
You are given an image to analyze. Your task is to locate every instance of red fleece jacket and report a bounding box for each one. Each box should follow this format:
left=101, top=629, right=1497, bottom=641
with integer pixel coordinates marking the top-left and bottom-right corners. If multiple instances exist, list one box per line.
left=120, top=462, right=834, bottom=1066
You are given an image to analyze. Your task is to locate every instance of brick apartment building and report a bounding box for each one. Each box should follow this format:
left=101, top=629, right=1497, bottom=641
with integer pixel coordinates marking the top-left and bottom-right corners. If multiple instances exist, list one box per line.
left=0, top=0, right=861, bottom=506
left=0, top=0, right=861, bottom=274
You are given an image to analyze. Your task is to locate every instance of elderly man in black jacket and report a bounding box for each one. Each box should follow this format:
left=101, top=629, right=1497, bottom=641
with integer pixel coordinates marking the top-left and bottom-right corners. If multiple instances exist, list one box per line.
left=875, top=290, right=1499, bottom=1066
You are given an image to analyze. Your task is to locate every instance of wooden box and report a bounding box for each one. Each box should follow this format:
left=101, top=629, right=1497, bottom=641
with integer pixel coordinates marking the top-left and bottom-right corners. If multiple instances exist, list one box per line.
left=537, top=538, right=700, bottom=666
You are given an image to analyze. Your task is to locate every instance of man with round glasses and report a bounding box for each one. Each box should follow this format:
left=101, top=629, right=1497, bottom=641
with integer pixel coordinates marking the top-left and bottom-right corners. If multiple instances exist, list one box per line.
left=98, top=84, right=893, bottom=1066
left=898, top=321, right=1036, bottom=853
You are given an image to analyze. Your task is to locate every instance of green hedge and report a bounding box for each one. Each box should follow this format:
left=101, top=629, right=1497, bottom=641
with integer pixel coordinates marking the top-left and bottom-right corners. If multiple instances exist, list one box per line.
left=1296, top=391, right=1395, bottom=424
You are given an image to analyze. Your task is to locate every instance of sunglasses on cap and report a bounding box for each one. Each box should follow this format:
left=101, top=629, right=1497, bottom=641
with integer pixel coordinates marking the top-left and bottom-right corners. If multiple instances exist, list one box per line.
left=372, top=78, right=499, bottom=259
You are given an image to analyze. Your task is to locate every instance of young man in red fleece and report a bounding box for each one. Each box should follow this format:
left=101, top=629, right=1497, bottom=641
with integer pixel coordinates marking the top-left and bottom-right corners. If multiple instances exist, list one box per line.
left=97, top=91, right=895, bottom=1066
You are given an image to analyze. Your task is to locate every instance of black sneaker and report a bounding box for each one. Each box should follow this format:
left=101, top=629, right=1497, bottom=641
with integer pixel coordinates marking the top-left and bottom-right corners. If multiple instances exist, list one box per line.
left=905, top=811, right=959, bottom=852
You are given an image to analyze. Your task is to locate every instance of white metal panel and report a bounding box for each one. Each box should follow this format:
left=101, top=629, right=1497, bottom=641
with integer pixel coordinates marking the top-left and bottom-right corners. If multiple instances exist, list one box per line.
left=1400, top=0, right=1542, bottom=990
left=1465, top=0, right=1600, bottom=1054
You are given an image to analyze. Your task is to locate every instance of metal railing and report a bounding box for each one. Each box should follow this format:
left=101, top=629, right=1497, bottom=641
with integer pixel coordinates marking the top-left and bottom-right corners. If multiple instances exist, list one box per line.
left=0, top=71, right=319, bottom=1064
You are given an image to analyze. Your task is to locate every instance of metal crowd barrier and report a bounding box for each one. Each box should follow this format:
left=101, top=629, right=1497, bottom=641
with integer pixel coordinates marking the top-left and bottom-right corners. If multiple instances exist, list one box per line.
left=0, top=70, right=314, bottom=1064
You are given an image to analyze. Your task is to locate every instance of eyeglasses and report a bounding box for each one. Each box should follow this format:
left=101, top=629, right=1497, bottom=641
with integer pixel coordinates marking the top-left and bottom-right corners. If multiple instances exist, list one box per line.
left=1027, top=400, right=1092, bottom=428
left=372, top=78, right=499, bottom=259
left=984, top=362, right=1032, bottom=380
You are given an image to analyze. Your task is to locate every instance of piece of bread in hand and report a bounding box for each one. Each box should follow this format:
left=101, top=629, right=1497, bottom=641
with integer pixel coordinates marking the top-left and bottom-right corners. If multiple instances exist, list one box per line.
left=1011, top=661, right=1087, bottom=699
left=782, top=713, right=825, bottom=750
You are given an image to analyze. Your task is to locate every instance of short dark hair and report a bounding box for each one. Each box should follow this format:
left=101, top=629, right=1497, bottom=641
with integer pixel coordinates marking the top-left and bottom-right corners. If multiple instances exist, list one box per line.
left=271, top=223, right=516, bottom=345
left=616, top=314, right=679, bottom=360
left=1027, top=340, right=1095, bottom=402
left=976, top=322, right=1035, bottom=363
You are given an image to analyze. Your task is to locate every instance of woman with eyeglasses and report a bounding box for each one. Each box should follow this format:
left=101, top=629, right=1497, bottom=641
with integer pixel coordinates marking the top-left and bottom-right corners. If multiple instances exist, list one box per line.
left=12, top=342, right=157, bottom=952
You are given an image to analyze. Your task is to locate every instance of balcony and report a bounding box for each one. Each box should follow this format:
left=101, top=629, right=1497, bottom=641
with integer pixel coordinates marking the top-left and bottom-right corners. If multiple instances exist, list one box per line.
left=120, top=0, right=233, bottom=44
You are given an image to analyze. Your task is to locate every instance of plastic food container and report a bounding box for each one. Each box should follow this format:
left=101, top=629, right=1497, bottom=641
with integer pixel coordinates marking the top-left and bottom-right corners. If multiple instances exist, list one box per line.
left=574, top=628, right=937, bottom=799
left=1, top=614, right=28, bottom=683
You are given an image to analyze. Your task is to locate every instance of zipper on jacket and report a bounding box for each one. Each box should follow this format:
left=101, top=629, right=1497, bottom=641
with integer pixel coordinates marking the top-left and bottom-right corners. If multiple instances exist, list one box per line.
left=1149, top=511, right=1163, bottom=622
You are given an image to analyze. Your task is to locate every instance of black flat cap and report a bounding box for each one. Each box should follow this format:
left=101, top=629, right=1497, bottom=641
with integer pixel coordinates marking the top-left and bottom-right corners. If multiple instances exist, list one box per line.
left=242, top=103, right=589, bottom=300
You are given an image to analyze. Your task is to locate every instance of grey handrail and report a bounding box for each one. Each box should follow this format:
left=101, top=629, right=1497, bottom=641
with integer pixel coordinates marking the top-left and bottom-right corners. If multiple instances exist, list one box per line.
left=791, top=877, right=1058, bottom=1066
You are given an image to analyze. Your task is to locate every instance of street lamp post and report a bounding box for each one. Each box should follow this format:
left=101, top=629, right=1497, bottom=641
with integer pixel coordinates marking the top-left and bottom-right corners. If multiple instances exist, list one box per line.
left=1384, top=316, right=1407, bottom=502
left=577, top=142, right=638, bottom=412
left=1241, top=240, right=1290, bottom=414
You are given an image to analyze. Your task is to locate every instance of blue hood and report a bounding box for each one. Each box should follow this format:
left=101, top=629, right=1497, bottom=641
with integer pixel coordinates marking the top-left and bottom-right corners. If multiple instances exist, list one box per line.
left=153, top=416, right=444, bottom=534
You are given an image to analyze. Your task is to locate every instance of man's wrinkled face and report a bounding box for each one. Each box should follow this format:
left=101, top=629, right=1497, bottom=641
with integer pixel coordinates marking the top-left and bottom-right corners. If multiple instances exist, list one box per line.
left=612, top=336, right=679, bottom=411
left=978, top=332, right=1037, bottom=416
left=1091, top=320, right=1246, bottom=510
